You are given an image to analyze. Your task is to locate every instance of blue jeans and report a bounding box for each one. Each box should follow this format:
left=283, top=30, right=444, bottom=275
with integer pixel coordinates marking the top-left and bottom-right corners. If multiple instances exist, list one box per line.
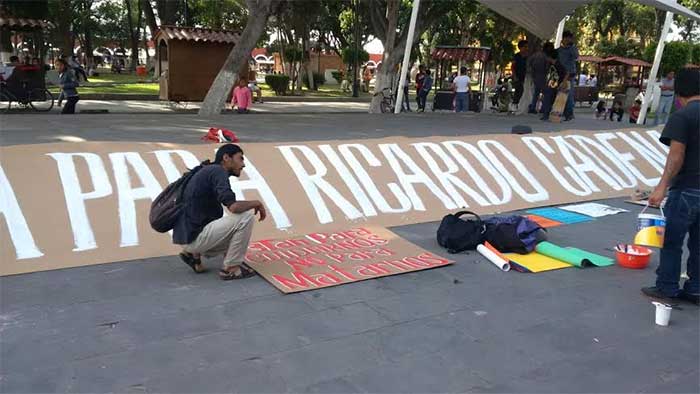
left=656, top=188, right=700, bottom=296
left=529, top=86, right=544, bottom=112
left=654, top=95, right=674, bottom=126
left=455, top=92, right=469, bottom=112
left=540, top=87, right=556, bottom=118
left=402, top=87, right=411, bottom=111
left=563, top=78, right=575, bottom=118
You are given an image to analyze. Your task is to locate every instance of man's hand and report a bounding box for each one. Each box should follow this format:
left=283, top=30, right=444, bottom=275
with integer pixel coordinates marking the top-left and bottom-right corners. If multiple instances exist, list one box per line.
left=648, top=186, right=666, bottom=207
left=253, top=200, right=267, bottom=222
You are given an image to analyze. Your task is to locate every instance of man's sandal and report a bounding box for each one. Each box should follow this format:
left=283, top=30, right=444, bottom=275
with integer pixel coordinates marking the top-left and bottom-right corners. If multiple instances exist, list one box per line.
left=219, top=263, right=256, bottom=280
left=179, top=252, right=207, bottom=274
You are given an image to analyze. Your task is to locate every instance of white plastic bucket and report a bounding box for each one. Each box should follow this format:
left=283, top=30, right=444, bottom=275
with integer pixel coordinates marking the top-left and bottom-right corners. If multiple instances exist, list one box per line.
left=635, top=205, right=665, bottom=247
left=653, top=302, right=672, bottom=326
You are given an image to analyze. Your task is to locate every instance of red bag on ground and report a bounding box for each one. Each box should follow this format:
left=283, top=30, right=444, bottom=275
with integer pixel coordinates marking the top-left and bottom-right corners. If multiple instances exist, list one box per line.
left=201, top=127, right=239, bottom=143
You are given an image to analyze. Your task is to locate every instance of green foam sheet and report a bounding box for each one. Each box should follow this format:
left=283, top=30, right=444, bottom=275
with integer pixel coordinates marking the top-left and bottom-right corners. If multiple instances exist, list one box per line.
left=565, top=248, right=615, bottom=267
left=535, top=242, right=590, bottom=268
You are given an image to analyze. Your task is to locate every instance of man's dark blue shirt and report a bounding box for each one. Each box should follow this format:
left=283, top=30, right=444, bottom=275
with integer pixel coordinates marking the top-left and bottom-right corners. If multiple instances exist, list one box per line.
left=173, top=165, right=237, bottom=244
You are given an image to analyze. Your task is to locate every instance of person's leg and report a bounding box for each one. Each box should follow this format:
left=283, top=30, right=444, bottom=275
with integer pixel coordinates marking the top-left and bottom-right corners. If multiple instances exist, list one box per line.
left=655, top=190, right=691, bottom=296
left=465, top=93, right=470, bottom=112
left=564, top=82, right=575, bottom=118
left=222, top=210, right=256, bottom=268
left=184, top=211, right=255, bottom=265
left=540, top=88, right=554, bottom=119
left=62, top=96, right=77, bottom=114
left=529, top=86, right=541, bottom=113
left=405, top=88, right=411, bottom=111
left=660, top=95, right=673, bottom=125
left=512, top=80, right=523, bottom=106
left=682, top=190, right=700, bottom=296
left=455, top=93, right=462, bottom=112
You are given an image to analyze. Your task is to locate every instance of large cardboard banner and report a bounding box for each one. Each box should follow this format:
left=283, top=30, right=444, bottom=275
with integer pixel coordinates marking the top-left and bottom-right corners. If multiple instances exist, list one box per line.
left=0, top=128, right=667, bottom=276
left=245, top=227, right=452, bottom=293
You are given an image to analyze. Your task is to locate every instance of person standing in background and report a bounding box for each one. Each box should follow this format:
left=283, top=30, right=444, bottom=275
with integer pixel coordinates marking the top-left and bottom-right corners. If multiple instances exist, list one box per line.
left=654, top=71, right=675, bottom=126
left=510, top=40, right=529, bottom=113
left=558, top=31, right=579, bottom=121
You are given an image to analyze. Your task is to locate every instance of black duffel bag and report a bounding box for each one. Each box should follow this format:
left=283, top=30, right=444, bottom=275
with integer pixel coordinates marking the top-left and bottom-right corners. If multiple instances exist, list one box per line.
left=436, top=211, right=486, bottom=253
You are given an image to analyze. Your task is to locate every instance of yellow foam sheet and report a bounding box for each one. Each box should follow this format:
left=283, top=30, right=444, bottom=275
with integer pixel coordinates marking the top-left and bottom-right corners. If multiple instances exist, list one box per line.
left=503, top=252, right=573, bottom=273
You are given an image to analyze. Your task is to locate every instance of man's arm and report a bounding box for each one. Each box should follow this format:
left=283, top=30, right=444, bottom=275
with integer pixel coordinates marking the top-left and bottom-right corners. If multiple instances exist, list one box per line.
left=648, top=140, right=686, bottom=206
left=228, top=200, right=267, bottom=221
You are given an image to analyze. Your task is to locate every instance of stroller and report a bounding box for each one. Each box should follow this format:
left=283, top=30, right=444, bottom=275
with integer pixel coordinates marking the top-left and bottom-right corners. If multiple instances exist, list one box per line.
left=490, top=77, right=513, bottom=113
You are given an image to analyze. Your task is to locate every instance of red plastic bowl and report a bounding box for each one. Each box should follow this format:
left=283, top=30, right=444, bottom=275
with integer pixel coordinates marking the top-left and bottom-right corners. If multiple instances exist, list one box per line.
left=615, top=245, right=653, bottom=269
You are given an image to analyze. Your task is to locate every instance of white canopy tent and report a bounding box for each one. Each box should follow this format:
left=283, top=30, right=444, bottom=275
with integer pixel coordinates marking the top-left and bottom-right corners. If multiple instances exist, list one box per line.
left=395, top=0, right=700, bottom=119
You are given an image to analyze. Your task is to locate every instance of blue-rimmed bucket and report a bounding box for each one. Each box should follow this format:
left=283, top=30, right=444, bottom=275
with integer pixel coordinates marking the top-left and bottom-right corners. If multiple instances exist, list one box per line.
left=635, top=205, right=665, bottom=248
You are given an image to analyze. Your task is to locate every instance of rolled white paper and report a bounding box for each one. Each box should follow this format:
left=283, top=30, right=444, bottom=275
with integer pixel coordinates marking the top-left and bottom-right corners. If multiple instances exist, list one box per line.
left=477, top=244, right=511, bottom=272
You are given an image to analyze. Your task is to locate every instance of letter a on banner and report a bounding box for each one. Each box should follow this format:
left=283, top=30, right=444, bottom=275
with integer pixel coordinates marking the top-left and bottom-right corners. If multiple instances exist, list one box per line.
left=0, top=164, right=43, bottom=259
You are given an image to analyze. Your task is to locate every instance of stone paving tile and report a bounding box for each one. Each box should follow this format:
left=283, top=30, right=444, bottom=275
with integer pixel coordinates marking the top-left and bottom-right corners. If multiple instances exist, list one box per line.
left=264, top=332, right=388, bottom=390
left=299, top=279, right=400, bottom=311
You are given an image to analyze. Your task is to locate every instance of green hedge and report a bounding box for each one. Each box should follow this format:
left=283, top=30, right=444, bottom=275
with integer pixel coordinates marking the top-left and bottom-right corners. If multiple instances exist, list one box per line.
left=264, top=74, right=290, bottom=95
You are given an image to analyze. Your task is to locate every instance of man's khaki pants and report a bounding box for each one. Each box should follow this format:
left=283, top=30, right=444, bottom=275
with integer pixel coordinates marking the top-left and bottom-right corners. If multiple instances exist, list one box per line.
left=183, top=211, right=255, bottom=268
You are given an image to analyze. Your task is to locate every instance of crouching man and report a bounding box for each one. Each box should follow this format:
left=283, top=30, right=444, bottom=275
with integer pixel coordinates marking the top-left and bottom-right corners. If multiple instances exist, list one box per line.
left=173, top=144, right=267, bottom=280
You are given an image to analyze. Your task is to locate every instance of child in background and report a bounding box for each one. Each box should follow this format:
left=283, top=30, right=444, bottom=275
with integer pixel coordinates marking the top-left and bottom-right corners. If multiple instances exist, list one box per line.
left=595, top=100, right=606, bottom=119
left=231, top=78, right=252, bottom=114
left=629, top=99, right=643, bottom=123
left=609, top=100, right=623, bottom=122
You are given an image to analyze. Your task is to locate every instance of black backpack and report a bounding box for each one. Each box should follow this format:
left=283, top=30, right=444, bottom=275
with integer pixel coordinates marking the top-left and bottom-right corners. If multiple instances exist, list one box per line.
left=149, top=160, right=210, bottom=233
left=436, top=211, right=486, bottom=254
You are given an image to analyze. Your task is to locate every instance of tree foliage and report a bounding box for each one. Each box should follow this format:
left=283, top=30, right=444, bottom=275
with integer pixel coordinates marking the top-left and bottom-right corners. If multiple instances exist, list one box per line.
left=644, top=41, right=700, bottom=75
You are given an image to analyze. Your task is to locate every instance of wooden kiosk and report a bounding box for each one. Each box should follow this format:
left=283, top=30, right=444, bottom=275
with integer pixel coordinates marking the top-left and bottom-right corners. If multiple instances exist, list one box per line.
left=155, top=26, right=248, bottom=102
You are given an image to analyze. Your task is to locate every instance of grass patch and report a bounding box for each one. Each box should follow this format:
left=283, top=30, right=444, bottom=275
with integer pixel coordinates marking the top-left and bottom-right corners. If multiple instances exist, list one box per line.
left=88, top=68, right=154, bottom=84
left=49, top=83, right=159, bottom=95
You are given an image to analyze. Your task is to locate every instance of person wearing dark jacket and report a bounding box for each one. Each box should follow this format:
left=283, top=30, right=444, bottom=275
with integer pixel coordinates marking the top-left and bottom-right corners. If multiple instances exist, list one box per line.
left=643, top=67, right=700, bottom=305
left=55, top=59, right=79, bottom=114
left=418, top=70, right=433, bottom=112
left=173, top=144, right=267, bottom=280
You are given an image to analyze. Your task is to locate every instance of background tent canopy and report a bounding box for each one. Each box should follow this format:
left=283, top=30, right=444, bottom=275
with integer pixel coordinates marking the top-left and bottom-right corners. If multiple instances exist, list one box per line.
left=478, top=0, right=700, bottom=39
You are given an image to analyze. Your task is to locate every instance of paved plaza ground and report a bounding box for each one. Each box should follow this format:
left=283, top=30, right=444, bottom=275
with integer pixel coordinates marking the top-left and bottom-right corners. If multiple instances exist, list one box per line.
left=1, top=111, right=698, bottom=393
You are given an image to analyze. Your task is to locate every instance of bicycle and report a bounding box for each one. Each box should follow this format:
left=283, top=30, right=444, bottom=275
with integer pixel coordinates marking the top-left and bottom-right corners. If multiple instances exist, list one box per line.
left=0, top=79, right=55, bottom=113
left=374, top=87, right=395, bottom=114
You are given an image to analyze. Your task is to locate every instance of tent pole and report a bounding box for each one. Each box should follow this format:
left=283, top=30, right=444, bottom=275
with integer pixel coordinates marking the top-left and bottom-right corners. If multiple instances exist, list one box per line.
left=638, top=9, right=673, bottom=125
left=554, top=17, right=566, bottom=48
left=395, top=0, right=420, bottom=114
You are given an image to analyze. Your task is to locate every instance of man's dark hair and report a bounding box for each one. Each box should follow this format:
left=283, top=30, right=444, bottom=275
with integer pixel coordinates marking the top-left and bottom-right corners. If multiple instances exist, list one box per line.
left=55, top=58, right=66, bottom=66
left=9, top=55, right=19, bottom=63
left=214, top=144, right=243, bottom=164
left=517, top=40, right=528, bottom=49
left=419, top=64, right=425, bottom=70
left=425, top=69, right=431, bottom=75
left=562, top=30, right=574, bottom=39
left=460, top=66, right=467, bottom=74
left=674, top=67, right=700, bottom=98
left=543, top=42, right=556, bottom=58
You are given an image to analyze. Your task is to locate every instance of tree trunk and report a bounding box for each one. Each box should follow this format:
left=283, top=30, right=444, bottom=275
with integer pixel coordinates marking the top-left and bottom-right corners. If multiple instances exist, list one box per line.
left=125, top=0, right=139, bottom=70
left=141, top=0, right=158, bottom=35
left=84, top=28, right=94, bottom=69
left=57, top=0, right=74, bottom=57
left=199, top=0, right=278, bottom=116
left=302, top=28, right=314, bottom=91
left=369, top=0, right=400, bottom=113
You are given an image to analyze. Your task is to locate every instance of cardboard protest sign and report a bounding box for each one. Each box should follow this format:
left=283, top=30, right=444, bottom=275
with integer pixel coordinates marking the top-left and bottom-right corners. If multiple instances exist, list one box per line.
left=245, top=227, right=452, bottom=293
left=0, top=128, right=667, bottom=276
